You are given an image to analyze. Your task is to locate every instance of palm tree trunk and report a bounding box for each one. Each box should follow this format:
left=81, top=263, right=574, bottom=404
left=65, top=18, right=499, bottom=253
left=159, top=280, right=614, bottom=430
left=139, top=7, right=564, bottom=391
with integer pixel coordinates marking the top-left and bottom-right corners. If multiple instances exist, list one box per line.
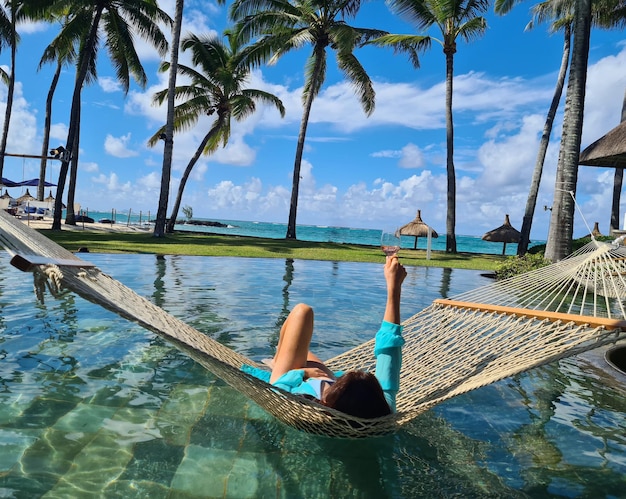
left=609, top=90, right=626, bottom=234
left=52, top=8, right=104, bottom=230
left=517, top=25, right=571, bottom=256
left=165, top=131, right=213, bottom=233
left=38, top=61, right=62, bottom=201
left=444, top=48, right=457, bottom=253
left=286, top=53, right=323, bottom=240
left=65, top=109, right=80, bottom=225
left=611, top=168, right=623, bottom=232
left=0, top=8, right=16, bottom=180
left=154, top=0, right=184, bottom=238
left=545, top=0, right=592, bottom=262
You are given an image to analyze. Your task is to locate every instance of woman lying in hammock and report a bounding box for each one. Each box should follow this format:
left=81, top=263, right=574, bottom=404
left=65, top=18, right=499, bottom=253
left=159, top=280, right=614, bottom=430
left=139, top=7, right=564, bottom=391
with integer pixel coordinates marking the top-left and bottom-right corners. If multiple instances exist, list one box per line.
left=268, top=255, right=407, bottom=418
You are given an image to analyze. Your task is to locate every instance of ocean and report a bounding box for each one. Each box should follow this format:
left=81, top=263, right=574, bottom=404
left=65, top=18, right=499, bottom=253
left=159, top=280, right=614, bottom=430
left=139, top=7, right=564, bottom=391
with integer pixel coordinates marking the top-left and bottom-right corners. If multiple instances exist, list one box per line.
left=81, top=209, right=542, bottom=256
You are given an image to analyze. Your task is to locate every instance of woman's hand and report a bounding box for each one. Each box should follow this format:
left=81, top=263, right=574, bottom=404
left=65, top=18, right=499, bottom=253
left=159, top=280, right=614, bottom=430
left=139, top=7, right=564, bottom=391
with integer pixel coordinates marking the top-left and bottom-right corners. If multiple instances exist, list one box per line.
left=385, top=255, right=407, bottom=291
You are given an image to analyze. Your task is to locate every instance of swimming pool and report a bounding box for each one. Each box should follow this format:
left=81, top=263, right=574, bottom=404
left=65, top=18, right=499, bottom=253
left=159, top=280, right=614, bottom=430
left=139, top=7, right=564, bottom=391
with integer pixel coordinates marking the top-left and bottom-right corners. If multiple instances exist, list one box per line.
left=0, top=252, right=625, bottom=497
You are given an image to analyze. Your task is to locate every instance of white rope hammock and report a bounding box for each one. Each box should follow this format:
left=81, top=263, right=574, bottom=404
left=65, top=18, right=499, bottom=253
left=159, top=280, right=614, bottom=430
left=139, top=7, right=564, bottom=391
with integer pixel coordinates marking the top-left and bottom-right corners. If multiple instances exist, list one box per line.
left=1, top=209, right=626, bottom=439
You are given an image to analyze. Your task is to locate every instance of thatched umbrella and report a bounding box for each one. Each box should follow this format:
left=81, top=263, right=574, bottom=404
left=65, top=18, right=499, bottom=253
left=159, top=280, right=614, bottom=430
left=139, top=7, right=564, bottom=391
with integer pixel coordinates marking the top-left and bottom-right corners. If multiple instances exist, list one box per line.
left=482, top=214, right=521, bottom=255
left=579, top=120, right=626, bottom=167
left=398, top=210, right=439, bottom=249
left=16, top=189, right=35, bottom=204
left=44, top=190, right=55, bottom=202
left=1, top=189, right=13, bottom=199
left=583, top=221, right=603, bottom=238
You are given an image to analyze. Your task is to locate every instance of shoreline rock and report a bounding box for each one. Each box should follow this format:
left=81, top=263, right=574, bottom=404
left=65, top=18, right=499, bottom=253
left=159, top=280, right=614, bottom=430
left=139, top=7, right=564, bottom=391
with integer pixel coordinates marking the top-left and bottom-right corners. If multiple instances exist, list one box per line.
left=175, top=219, right=230, bottom=228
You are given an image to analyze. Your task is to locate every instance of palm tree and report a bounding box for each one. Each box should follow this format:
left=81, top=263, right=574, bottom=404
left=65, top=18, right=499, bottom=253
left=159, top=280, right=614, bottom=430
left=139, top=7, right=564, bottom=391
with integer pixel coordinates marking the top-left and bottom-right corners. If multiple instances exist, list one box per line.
left=373, top=0, right=489, bottom=253
left=544, top=0, right=592, bottom=261
left=230, top=0, right=388, bottom=239
left=36, top=14, right=78, bottom=201
left=40, top=0, right=170, bottom=230
left=495, top=0, right=625, bottom=255
left=0, top=1, right=21, bottom=182
left=495, top=0, right=573, bottom=256
left=153, top=0, right=184, bottom=238
left=148, top=32, right=285, bottom=234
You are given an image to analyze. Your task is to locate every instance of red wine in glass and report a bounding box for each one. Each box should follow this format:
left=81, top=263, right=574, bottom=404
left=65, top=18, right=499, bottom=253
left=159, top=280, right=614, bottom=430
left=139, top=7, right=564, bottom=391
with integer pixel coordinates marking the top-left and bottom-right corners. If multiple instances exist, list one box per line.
left=381, top=230, right=401, bottom=256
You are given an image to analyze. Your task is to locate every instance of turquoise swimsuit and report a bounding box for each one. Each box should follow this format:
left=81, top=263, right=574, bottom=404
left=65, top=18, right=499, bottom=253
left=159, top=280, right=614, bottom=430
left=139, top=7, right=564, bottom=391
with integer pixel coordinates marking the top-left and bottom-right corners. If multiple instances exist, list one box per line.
left=241, top=320, right=404, bottom=412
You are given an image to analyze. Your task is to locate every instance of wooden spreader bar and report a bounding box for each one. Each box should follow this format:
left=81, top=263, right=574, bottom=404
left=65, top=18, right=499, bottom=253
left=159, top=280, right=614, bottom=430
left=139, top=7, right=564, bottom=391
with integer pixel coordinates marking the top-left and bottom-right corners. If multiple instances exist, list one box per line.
left=10, top=254, right=95, bottom=272
left=434, top=298, right=626, bottom=330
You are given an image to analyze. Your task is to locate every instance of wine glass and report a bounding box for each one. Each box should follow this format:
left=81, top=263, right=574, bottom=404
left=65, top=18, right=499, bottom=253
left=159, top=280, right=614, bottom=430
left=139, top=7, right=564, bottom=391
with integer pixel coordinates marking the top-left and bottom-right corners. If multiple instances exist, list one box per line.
left=381, top=229, right=401, bottom=257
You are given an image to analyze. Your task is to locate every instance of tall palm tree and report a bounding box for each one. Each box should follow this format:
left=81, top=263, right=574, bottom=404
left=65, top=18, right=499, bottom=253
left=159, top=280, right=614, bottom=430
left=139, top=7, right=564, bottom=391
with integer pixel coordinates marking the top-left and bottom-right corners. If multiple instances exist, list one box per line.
left=153, top=0, right=183, bottom=238
left=39, top=0, right=170, bottom=230
left=148, top=32, right=285, bottom=234
left=36, top=14, right=78, bottom=201
left=496, top=0, right=625, bottom=255
left=373, top=0, right=489, bottom=253
left=495, top=0, right=573, bottom=256
left=544, top=0, right=592, bottom=261
left=0, top=1, right=21, bottom=182
left=230, top=0, right=387, bottom=239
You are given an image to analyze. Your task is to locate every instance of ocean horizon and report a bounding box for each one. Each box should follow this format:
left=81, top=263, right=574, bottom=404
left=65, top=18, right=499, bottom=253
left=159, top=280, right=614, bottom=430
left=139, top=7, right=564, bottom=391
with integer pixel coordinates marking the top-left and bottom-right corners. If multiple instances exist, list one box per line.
left=79, top=209, right=544, bottom=256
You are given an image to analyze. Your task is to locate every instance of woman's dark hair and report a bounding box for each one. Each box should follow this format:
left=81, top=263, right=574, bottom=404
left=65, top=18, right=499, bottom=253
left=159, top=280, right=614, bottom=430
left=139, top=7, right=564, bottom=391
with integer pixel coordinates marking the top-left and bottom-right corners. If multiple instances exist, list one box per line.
left=322, top=371, right=391, bottom=419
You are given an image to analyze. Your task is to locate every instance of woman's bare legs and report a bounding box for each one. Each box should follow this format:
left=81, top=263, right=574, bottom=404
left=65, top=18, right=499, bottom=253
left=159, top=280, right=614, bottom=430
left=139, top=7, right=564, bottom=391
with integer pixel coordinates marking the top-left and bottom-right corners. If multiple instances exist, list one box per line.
left=271, top=303, right=335, bottom=383
left=271, top=303, right=315, bottom=383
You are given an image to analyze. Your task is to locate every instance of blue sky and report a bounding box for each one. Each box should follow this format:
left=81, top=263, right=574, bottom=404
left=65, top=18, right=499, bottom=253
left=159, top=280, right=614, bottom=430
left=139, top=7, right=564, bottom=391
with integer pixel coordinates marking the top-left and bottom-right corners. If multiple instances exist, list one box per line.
left=0, top=0, right=625, bottom=239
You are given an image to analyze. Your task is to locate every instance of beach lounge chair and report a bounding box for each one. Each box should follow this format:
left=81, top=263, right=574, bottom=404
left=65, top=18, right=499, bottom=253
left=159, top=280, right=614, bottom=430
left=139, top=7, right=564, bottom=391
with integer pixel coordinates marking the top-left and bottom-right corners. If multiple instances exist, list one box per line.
left=16, top=200, right=53, bottom=220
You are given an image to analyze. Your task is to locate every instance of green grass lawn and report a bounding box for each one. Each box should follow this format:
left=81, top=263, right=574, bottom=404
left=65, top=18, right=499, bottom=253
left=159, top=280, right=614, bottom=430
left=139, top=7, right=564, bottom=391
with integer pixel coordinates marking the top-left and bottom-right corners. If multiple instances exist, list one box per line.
left=39, top=229, right=508, bottom=271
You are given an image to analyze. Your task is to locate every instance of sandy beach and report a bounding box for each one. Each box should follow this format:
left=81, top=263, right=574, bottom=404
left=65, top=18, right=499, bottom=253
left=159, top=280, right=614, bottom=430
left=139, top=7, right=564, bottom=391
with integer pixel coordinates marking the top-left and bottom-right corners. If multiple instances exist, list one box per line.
left=17, top=217, right=152, bottom=234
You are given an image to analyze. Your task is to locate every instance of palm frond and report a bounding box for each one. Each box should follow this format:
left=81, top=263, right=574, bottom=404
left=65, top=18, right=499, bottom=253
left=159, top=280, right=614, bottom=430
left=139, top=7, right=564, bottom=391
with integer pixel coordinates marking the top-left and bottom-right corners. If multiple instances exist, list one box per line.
left=366, top=33, right=430, bottom=68
left=102, top=10, right=145, bottom=92
left=303, top=49, right=327, bottom=103
left=241, top=88, right=286, bottom=117
left=456, top=16, right=488, bottom=43
left=0, top=66, right=9, bottom=86
left=336, top=50, right=375, bottom=115
left=387, top=0, right=439, bottom=31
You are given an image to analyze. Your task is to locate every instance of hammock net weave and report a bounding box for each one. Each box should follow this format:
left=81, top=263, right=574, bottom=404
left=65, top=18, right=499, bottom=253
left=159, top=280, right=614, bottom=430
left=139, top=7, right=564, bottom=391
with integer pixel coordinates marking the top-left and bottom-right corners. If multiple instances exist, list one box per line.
left=1, top=209, right=626, bottom=439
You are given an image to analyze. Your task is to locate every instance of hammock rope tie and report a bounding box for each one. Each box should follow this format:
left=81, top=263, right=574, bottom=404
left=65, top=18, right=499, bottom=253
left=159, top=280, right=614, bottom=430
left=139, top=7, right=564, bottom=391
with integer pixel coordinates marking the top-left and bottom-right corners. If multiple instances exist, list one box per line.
left=1, top=209, right=626, bottom=438
left=33, top=265, right=66, bottom=303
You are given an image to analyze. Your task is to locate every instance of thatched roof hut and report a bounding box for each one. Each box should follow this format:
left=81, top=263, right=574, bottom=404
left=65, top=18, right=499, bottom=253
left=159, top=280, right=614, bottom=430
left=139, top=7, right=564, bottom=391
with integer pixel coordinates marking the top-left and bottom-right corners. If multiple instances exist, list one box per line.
left=482, top=214, right=521, bottom=255
left=16, top=189, right=35, bottom=204
left=579, top=121, right=626, bottom=167
left=398, top=210, right=438, bottom=249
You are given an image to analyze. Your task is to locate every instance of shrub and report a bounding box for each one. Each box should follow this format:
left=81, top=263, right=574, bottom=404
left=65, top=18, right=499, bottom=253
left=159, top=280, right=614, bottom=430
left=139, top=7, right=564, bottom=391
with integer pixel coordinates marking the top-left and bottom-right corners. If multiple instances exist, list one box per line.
left=494, top=253, right=549, bottom=280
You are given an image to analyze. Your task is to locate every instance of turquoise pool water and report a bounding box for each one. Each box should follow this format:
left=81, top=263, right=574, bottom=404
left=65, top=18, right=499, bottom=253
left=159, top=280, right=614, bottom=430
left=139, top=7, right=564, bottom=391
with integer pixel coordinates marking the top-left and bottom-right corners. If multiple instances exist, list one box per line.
left=0, top=252, right=625, bottom=498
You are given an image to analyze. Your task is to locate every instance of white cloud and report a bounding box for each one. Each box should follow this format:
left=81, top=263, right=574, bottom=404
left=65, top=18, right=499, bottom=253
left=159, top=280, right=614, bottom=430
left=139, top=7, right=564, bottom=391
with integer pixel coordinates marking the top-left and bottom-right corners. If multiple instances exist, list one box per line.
left=0, top=82, right=38, bottom=158
left=81, top=162, right=99, bottom=173
left=98, top=77, right=123, bottom=93
left=398, top=143, right=425, bottom=168
left=371, top=149, right=401, bottom=159
left=92, top=172, right=132, bottom=192
left=104, top=133, right=139, bottom=158
left=50, top=123, right=68, bottom=142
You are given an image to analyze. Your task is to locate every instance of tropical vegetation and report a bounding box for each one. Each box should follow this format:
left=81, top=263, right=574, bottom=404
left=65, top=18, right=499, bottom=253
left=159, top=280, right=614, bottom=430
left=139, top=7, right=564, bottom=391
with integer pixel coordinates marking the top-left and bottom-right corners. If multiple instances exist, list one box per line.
left=496, top=0, right=626, bottom=258
left=29, top=0, right=171, bottom=230
left=369, top=0, right=489, bottom=253
left=229, top=0, right=390, bottom=239
left=148, top=31, right=285, bottom=234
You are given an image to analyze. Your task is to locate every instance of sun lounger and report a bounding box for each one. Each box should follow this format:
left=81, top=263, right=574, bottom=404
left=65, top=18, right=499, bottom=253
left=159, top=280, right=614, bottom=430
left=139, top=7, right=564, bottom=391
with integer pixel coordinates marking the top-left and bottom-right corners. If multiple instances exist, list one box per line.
left=16, top=201, right=54, bottom=220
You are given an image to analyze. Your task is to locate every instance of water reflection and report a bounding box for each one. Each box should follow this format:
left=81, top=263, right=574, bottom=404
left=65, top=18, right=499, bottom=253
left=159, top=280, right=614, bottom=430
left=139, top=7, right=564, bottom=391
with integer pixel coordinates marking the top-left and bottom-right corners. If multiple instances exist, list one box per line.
left=270, top=258, right=295, bottom=350
left=440, top=266, right=452, bottom=298
left=152, top=254, right=167, bottom=308
left=0, top=252, right=624, bottom=497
